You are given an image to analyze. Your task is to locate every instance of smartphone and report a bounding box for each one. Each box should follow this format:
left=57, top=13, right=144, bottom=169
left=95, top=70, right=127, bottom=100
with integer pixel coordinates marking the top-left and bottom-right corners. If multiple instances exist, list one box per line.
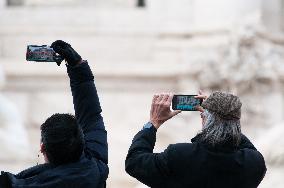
left=172, top=95, right=203, bottom=111
left=26, top=45, right=63, bottom=62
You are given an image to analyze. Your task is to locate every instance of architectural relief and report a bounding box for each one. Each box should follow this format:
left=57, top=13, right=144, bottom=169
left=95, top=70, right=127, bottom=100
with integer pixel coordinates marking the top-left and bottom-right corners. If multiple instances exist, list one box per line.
left=0, top=66, right=30, bottom=161
left=0, top=0, right=283, bottom=187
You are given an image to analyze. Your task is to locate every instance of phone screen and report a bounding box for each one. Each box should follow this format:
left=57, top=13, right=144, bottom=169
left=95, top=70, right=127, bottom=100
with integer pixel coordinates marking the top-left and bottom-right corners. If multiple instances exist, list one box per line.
left=26, top=45, right=63, bottom=62
left=172, top=95, right=203, bottom=111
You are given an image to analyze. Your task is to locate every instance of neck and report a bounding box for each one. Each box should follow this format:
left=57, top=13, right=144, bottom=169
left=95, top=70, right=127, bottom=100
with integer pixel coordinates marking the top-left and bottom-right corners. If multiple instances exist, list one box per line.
left=43, top=153, right=49, bottom=163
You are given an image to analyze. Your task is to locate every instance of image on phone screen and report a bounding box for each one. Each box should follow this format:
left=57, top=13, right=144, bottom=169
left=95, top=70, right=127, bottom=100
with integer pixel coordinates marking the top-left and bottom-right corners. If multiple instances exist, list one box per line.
left=172, top=95, right=203, bottom=111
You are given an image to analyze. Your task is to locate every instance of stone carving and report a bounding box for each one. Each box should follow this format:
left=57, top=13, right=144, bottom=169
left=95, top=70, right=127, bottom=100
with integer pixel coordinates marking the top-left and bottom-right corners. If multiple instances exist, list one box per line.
left=257, top=122, right=284, bottom=166
left=0, top=66, right=30, bottom=161
left=196, top=26, right=284, bottom=92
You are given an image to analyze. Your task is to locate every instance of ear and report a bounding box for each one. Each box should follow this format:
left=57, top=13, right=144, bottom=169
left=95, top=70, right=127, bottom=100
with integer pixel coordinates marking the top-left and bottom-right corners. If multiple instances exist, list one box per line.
left=40, top=142, right=45, bottom=154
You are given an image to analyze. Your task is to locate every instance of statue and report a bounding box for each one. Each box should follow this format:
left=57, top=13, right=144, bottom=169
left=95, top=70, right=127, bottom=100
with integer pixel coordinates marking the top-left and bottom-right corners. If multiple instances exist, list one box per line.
left=0, top=66, right=30, bottom=161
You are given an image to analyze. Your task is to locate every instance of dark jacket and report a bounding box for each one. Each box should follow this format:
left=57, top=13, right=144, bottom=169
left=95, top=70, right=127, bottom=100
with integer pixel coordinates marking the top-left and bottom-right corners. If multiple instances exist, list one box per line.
left=0, top=62, right=108, bottom=188
left=125, top=127, right=266, bottom=188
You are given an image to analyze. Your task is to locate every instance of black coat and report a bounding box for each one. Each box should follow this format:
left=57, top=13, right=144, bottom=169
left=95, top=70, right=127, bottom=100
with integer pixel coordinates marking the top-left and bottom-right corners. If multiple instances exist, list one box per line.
left=0, top=62, right=108, bottom=188
left=125, top=127, right=266, bottom=188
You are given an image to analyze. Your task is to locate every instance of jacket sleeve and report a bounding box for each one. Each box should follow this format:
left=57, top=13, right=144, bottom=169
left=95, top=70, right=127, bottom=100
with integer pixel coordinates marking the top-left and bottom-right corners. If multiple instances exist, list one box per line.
left=125, top=127, right=173, bottom=187
left=0, top=172, right=11, bottom=188
left=67, top=62, right=108, bottom=164
left=239, top=134, right=267, bottom=185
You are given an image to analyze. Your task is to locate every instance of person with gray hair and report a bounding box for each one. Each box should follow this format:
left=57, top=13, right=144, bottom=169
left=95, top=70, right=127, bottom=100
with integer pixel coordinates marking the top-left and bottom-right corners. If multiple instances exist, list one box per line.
left=196, top=91, right=242, bottom=149
left=125, top=91, right=266, bottom=188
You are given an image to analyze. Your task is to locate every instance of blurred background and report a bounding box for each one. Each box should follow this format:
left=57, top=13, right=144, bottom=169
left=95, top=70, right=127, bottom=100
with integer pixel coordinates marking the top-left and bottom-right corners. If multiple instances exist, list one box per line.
left=0, top=0, right=284, bottom=187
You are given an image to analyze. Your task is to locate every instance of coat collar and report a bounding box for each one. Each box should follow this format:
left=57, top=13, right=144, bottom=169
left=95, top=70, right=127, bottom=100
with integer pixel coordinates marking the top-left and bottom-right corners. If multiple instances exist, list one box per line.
left=15, top=163, right=54, bottom=179
left=191, top=134, right=238, bottom=153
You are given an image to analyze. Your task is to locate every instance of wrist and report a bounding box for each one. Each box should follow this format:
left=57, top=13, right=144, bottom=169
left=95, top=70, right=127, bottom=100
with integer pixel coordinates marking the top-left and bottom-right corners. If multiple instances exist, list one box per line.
left=67, top=61, right=94, bottom=83
left=68, top=58, right=82, bottom=67
left=73, top=59, right=85, bottom=67
left=143, top=122, right=157, bottom=132
left=150, top=120, right=161, bottom=129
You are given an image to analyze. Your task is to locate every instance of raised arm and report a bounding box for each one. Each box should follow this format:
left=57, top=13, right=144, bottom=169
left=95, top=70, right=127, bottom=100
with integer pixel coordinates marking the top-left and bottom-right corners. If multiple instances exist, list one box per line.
left=51, top=40, right=108, bottom=164
left=125, top=94, right=181, bottom=187
left=126, top=126, right=173, bottom=187
left=67, top=62, right=108, bottom=163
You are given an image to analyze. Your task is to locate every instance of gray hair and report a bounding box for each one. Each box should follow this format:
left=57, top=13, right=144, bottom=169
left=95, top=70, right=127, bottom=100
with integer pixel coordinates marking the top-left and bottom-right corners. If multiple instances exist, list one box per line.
left=198, top=110, right=241, bottom=147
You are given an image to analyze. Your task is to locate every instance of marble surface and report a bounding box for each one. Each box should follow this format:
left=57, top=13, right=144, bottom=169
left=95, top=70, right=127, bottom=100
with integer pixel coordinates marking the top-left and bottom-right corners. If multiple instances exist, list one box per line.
left=1, top=1, right=284, bottom=187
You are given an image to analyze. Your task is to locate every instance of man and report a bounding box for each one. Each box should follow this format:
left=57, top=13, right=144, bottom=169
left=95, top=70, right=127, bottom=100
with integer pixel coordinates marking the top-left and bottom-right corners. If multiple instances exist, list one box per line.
left=125, top=92, right=266, bottom=188
left=0, top=40, right=108, bottom=188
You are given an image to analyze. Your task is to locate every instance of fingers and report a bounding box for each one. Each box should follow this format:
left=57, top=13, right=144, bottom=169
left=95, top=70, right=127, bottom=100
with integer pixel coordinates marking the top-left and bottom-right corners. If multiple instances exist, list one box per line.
left=52, top=45, right=63, bottom=54
left=166, top=94, right=174, bottom=104
left=195, top=90, right=207, bottom=100
left=56, top=61, right=62, bottom=66
left=156, top=94, right=164, bottom=103
left=195, top=95, right=207, bottom=99
left=195, top=105, right=205, bottom=112
left=158, top=93, right=172, bottom=107
left=51, top=40, right=70, bottom=55
left=153, top=93, right=174, bottom=105
left=152, top=94, right=159, bottom=104
left=152, top=93, right=171, bottom=110
left=161, top=94, right=169, bottom=104
left=164, top=93, right=173, bottom=108
left=51, top=40, right=70, bottom=49
left=150, top=93, right=180, bottom=129
left=150, top=94, right=159, bottom=114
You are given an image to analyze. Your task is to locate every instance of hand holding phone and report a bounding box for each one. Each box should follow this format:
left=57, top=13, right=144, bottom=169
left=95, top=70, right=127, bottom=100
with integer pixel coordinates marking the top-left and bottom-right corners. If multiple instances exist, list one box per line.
left=26, top=40, right=82, bottom=66
left=50, top=40, right=82, bottom=66
left=150, top=94, right=181, bottom=129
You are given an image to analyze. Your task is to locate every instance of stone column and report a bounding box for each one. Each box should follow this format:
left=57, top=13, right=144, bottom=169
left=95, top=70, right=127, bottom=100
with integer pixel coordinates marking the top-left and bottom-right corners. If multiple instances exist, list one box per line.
left=262, top=0, right=283, bottom=33
left=282, top=0, right=284, bottom=31
left=148, top=0, right=194, bottom=32
left=7, top=0, right=24, bottom=6
left=0, top=0, right=5, bottom=8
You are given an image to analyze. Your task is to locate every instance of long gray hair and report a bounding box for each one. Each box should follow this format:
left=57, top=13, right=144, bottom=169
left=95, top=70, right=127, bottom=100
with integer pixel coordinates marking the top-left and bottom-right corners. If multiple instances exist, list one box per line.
left=197, top=110, right=241, bottom=147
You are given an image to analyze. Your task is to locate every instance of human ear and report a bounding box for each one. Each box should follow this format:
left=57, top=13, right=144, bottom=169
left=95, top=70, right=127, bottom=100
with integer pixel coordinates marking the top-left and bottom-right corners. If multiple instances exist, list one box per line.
left=40, top=143, right=45, bottom=154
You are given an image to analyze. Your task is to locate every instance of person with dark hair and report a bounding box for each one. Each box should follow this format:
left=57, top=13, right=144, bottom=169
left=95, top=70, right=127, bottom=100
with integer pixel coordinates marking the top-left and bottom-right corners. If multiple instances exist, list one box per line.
left=0, top=40, right=108, bottom=188
left=125, top=92, right=266, bottom=188
left=40, top=113, right=84, bottom=165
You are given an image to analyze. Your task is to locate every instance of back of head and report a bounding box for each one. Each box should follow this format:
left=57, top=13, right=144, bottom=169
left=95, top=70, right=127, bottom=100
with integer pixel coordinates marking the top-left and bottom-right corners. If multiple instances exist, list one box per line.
left=202, top=91, right=242, bottom=120
left=41, top=113, right=84, bottom=165
left=198, top=91, right=242, bottom=148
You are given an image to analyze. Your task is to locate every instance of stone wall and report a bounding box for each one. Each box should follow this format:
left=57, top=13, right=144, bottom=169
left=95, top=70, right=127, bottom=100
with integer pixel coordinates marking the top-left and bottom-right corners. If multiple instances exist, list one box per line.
left=262, top=0, right=284, bottom=33
left=9, top=0, right=136, bottom=8
left=0, top=0, right=284, bottom=187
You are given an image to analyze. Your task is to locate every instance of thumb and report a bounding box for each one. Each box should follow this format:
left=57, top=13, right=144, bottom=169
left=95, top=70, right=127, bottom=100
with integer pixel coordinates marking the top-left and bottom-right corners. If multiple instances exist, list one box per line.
left=195, top=105, right=205, bottom=112
left=171, top=110, right=182, bottom=117
left=55, top=58, right=64, bottom=66
left=52, top=45, right=64, bottom=55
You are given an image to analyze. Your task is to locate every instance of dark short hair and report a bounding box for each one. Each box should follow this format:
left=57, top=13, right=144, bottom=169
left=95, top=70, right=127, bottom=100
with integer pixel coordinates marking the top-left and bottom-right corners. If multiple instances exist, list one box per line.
left=40, top=113, right=84, bottom=165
